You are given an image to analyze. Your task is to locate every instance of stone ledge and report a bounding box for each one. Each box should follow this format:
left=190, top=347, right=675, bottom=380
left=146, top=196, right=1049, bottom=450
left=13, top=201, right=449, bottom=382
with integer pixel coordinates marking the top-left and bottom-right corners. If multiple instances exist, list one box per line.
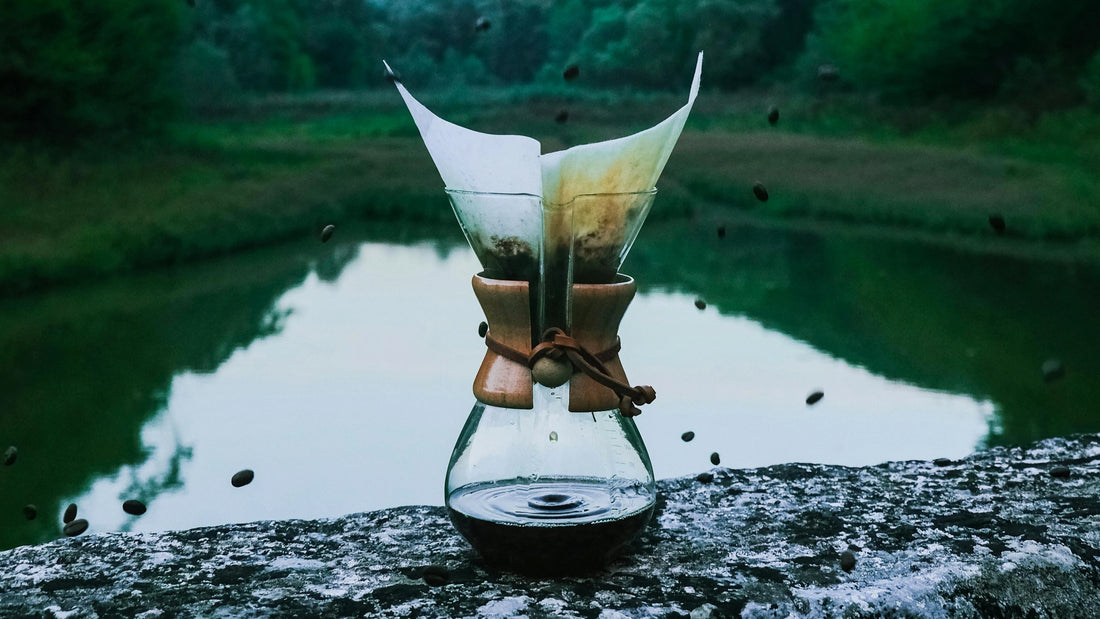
left=2, top=434, right=1098, bottom=618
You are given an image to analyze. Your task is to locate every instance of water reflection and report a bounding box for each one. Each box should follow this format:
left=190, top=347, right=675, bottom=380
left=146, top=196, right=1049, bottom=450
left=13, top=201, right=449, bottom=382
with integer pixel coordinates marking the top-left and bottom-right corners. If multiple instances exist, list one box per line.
left=1, top=220, right=1097, bottom=550
left=0, top=224, right=465, bottom=550
left=627, top=220, right=1100, bottom=447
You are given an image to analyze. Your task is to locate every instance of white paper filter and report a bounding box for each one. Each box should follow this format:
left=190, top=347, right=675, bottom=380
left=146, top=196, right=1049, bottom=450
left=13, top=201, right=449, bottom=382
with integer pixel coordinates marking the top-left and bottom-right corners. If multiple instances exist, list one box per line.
left=386, top=53, right=703, bottom=202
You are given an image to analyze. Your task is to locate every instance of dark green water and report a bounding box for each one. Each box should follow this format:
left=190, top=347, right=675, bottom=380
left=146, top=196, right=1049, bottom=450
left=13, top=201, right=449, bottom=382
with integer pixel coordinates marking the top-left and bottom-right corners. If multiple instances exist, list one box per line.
left=1, top=220, right=1097, bottom=551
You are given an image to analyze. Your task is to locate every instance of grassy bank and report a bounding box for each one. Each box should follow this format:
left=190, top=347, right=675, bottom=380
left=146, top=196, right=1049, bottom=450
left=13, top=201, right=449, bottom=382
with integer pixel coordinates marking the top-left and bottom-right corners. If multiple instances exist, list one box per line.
left=2, top=89, right=1099, bottom=295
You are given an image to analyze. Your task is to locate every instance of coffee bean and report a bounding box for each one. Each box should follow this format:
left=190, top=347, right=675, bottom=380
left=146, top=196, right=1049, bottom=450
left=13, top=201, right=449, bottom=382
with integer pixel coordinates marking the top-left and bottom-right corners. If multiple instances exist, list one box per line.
left=933, top=457, right=953, bottom=467
left=478, top=321, right=488, bottom=338
left=988, top=214, right=1006, bottom=234
left=549, top=431, right=558, bottom=442
left=475, top=16, right=491, bottom=31
left=695, top=472, right=714, bottom=484
left=1042, top=359, right=1065, bottom=383
left=767, top=106, right=780, bottom=126
left=1050, top=465, right=1071, bottom=479
left=320, top=224, right=335, bottom=243
left=710, top=452, right=721, bottom=466
left=717, top=225, right=726, bottom=238
left=63, top=519, right=88, bottom=537
left=422, top=564, right=449, bottom=586
left=555, top=110, right=569, bottom=124
left=681, top=431, right=695, bottom=442
left=384, top=66, right=402, bottom=84
left=3, top=445, right=16, bottom=466
left=63, top=503, right=77, bottom=524
left=806, top=391, right=824, bottom=405
left=231, top=469, right=255, bottom=488
left=23, top=505, right=37, bottom=520
left=694, top=298, right=706, bottom=310
left=840, top=550, right=857, bottom=572
left=752, top=182, right=769, bottom=202
left=123, top=500, right=147, bottom=516
left=562, top=65, right=580, bottom=81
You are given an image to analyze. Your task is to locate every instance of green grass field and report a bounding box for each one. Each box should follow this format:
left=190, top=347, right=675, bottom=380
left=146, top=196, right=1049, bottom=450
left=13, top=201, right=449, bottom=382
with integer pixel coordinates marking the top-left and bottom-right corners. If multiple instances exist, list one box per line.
left=2, top=89, right=1098, bottom=295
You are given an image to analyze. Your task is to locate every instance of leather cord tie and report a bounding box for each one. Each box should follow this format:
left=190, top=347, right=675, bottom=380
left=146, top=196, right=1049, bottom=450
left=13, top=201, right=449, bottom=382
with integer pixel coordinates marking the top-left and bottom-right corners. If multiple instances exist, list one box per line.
left=485, top=327, right=656, bottom=417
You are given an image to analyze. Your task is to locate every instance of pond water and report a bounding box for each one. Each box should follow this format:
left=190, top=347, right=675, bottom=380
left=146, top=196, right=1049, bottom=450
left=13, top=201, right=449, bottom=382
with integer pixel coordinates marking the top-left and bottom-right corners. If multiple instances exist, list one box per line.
left=2, top=220, right=1098, bottom=551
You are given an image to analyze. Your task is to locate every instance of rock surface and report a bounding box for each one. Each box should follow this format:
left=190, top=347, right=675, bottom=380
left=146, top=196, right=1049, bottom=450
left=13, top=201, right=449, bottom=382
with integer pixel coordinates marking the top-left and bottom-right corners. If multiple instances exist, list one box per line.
left=2, top=435, right=1098, bottom=618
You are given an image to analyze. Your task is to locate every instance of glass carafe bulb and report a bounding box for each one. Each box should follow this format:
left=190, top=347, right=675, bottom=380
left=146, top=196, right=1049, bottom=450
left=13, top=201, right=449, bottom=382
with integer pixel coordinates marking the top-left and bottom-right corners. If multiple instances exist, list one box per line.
left=445, top=383, right=655, bottom=574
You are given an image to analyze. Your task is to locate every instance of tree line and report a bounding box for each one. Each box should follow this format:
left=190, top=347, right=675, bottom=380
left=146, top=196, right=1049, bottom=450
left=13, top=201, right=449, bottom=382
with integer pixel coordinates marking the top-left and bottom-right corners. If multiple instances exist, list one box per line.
left=3, top=0, right=1099, bottom=141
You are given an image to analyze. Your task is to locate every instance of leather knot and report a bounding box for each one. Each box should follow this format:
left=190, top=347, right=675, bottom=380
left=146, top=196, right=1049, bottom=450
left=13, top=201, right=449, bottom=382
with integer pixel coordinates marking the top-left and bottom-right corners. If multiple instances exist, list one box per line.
left=525, top=328, right=656, bottom=417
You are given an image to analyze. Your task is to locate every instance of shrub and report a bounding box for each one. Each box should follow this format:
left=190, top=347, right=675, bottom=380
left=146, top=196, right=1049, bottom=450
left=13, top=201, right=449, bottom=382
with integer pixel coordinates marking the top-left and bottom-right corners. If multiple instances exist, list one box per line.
left=0, top=0, right=184, bottom=141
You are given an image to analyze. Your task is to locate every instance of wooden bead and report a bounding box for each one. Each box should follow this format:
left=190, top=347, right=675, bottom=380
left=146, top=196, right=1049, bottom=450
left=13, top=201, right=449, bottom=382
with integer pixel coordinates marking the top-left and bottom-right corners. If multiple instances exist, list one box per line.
left=531, top=357, right=572, bottom=388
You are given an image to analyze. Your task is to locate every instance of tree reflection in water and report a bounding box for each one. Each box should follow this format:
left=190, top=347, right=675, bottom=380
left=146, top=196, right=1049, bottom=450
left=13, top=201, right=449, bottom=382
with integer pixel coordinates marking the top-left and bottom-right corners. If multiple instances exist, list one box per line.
left=2, top=218, right=1097, bottom=551
left=0, top=223, right=457, bottom=550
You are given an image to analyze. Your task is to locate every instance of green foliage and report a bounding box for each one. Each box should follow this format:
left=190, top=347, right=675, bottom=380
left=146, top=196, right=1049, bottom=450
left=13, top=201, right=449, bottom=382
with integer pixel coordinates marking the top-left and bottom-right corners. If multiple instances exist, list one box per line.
left=0, top=0, right=184, bottom=141
left=175, top=0, right=813, bottom=96
left=808, top=0, right=1100, bottom=101
left=6, top=0, right=1100, bottom=147
left=175, top=39, right=241, bottom=107
left=689, top=0, right=783, bottom=88
left=202, top=0, right=306, bottom=91
left=300, top=0, right=383, bottom=89
left=563, top=0, right=798, bottom=90
left=1081, top=51, right=1100, bottom=107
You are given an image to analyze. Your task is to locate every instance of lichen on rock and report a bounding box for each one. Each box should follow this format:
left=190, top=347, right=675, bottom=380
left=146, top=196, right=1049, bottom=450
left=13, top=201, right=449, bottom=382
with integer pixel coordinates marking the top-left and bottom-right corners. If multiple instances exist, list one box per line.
left=2, top=434, right=1097, bottom=618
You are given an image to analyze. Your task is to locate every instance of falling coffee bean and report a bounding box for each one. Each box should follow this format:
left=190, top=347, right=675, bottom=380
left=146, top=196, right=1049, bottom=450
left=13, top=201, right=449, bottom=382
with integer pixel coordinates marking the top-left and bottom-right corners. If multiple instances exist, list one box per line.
left=23, top=504, right=37, bottom=520
left=63, top=519, right=89, bottom=537
left=422, top=564, right=449, bottom=587
left=231, top=469, right=255, bottom=488
left=710, top=452, right=721, bottom=466
left=752, top=182, right=769, bottom=202
left=562, top=65, right=580, bottom=81
left=839, top=550, right=857, bottom=572
left=696, top=472, right=714, bottom=484
left=1050, top=465, right=1071, bottom=479
left=988, top=214, right=1006, bottom=234
left=694, top=298, right=707, bottom=310
left=555, top=110, right=569, bottom=124
left=767, top=106, right=780, bottom=126
left=806, top=391, right=824, bottom=405
left=681, top=431, right=695, bottom=442
left=123, top=500, right=147, bottom=516
left=478, top=321, right=488, bottom=338
left=3, top=445, right=16, bottom=466
left=933, top=457, right=953, bottom=467
left=320, top=224, right=335, bottom=243
left=1041, top=359, right=1065, bottom=383
left=717, top=225, right=726, bottom=238
left=474, top=16, right=491, bottom=31
left=63, top=503, right=77, bottom=524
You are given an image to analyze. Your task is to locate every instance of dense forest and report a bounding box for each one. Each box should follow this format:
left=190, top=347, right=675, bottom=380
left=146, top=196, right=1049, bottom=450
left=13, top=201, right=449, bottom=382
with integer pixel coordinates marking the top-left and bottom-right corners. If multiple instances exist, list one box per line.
left=2, top=0, right=1100, bottom=140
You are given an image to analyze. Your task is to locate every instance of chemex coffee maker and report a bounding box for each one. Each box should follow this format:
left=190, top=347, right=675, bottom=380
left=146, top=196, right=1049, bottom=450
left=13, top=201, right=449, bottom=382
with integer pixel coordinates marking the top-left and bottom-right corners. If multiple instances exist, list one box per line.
left=388, top=53, right=702, bottom=574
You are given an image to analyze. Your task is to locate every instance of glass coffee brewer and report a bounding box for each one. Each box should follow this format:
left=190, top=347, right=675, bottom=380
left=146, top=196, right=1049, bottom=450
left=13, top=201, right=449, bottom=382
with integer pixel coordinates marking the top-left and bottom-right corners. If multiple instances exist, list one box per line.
left=387, top=54, right=702, bottom=574
left=445, top=190, right=659, bottom=574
